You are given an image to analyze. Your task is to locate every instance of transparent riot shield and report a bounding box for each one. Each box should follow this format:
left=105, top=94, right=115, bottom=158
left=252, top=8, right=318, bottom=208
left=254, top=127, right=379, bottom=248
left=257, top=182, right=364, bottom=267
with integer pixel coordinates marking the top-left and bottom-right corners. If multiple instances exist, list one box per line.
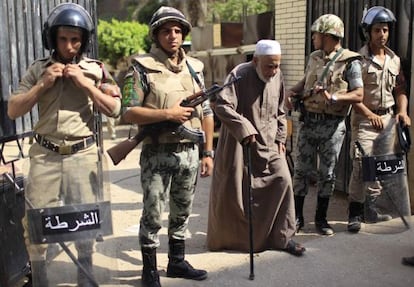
left=359, top=150, right=412, bottom=234
left=22, top=145, right=119, bottom=286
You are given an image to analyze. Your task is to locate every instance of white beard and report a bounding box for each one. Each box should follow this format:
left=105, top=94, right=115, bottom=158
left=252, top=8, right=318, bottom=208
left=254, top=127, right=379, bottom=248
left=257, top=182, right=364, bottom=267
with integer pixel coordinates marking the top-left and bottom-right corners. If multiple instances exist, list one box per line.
left=256, top=66, right=275, bottom=83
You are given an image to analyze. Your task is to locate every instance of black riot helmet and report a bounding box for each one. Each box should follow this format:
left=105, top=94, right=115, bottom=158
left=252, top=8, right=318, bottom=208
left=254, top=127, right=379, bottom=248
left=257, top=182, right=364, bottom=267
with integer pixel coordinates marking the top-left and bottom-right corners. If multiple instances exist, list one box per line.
left=359, top=6, right=396, bottom=42
left=42, top=3, right=94, bottom=54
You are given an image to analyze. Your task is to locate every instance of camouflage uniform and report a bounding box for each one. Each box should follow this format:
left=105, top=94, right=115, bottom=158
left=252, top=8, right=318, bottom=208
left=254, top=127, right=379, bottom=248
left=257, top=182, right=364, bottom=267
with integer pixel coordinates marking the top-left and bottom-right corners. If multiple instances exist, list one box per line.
left=291, top=14, right=364, bottom=235
left=124, top=7, right=212, bottom=285
left=293, top=49, right=363, bottom=198
left=123, top=46, right=212, bottom=248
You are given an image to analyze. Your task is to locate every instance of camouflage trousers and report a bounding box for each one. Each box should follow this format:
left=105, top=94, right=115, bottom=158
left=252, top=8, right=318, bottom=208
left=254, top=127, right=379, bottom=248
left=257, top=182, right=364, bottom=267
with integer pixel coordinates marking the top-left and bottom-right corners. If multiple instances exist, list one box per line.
left=139, top=143, right=199, bottom=248
left=293, top=116, right=346, bottom=198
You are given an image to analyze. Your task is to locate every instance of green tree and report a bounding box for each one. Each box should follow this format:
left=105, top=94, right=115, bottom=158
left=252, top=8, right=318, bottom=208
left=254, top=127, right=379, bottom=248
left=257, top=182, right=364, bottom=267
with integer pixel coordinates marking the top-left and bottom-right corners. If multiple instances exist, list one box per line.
left=136, top=0, right=167, bottom=24
left=97, top=19, right=150, bottom=68
left=209, top=0, right=273, bottom=23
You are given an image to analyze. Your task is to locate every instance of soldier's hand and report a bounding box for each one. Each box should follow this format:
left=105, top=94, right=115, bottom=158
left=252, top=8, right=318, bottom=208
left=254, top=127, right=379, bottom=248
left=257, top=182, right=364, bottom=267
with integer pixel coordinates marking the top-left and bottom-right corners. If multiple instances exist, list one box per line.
left=368, top=113, right=384, bottom=130
left=41, top=63, right=65, bottom=89
left=285, top=90, right=297, bottom=110
left=167, top=99, right=195, bottom=123
left=200, top=157, right=213, bottom=178
left=63, top=63, right=88, bottom=88
left=313, top=82, right=326, bottom=94
left=396, top=112, right=411, bottom=127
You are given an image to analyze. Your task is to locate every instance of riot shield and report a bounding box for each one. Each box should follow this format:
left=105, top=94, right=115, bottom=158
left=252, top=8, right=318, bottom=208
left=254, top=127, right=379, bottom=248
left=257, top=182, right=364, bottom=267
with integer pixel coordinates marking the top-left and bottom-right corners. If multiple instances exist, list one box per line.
left=22, top=145, right=119, bottom=286
left=357, top=144, right=412, bottom=234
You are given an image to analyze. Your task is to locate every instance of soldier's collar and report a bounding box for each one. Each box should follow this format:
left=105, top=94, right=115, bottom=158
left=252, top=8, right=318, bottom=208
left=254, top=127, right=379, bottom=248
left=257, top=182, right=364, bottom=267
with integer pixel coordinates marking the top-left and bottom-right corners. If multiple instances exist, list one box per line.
left=151, top=46, right=186, bottom=73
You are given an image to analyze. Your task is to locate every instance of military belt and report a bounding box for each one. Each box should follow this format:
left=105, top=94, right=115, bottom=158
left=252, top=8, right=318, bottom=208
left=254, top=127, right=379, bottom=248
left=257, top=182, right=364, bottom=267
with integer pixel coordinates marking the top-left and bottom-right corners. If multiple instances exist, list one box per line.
left=145, top=142, right=195, bottom=153
left=34, top=134, right=95, bottom=155
left=371, top=107, right=393, bottom=116
left=305, top=111, right=344, bottom=121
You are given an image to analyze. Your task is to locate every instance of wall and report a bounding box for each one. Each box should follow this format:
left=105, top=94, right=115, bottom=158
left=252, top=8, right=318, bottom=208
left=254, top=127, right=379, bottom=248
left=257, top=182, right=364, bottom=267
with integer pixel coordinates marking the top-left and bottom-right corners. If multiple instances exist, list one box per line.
left=274, top=0, right=307, bottom=89
left=273, top=0, right=307, bottom=183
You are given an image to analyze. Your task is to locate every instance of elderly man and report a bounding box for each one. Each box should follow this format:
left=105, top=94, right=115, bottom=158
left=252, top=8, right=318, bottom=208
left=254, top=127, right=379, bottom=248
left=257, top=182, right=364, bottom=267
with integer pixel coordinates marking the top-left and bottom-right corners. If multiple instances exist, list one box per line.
left=207, top=40, right=305, bottom=256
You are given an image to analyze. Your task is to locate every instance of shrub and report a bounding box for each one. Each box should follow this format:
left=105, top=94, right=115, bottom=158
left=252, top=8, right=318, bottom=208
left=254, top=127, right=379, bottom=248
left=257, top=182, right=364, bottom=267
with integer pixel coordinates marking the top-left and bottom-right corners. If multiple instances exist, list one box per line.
left=97, top=19, right=150, bottom=67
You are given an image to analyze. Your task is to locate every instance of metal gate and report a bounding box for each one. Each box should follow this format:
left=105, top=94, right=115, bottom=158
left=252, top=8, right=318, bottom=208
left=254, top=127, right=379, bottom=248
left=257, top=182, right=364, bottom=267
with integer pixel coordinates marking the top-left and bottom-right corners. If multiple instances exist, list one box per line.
left=307, top=0, right=412, bottom=85
left=307, top=0, right=413, bottom=193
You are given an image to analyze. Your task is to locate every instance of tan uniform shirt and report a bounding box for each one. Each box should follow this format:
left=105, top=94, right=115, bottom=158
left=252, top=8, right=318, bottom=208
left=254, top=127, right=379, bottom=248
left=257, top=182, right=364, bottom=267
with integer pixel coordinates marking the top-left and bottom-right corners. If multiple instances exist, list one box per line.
left=359, top=45, right=405, bottom=111
left=12, top=56, right=116, bottom=141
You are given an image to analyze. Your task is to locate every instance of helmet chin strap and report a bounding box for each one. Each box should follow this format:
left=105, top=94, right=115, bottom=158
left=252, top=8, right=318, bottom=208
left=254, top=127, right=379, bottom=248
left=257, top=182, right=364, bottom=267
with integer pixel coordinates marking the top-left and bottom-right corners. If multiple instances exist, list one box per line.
left=322, top=35, right=340, bottom=55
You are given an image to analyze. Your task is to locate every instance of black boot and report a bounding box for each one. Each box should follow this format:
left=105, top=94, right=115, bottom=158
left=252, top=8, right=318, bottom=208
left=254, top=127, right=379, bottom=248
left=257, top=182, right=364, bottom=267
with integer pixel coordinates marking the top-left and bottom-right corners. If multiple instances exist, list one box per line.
left=315, top=197, right=334, bottom=235
left=29, top=260, right=49, bottom=287
left=141, top=247, right=161, bottom=287
left=365, top=195, right=392, bottom=223
left=166, top=239, right=207, bottom=281
left=347, top=202, right=364, bottom=233
left=294, top=195, right=305, bottom=232
left=77, top=255, right=97, bottom=287
left=402, top=256, right=414, bottom=266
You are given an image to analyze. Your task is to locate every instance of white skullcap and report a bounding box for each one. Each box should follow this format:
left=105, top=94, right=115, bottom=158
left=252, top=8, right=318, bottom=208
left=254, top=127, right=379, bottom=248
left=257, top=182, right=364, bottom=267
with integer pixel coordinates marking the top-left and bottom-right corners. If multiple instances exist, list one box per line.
left=254, top=39, right=281, bottom=56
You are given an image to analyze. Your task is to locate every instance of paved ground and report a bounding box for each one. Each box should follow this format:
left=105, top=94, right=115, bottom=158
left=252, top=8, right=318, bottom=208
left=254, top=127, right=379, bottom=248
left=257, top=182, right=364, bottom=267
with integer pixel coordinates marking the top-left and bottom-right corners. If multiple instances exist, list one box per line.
left=104, top=125, right=414, bottom=287
left=4, top=123, right=414, bottom=286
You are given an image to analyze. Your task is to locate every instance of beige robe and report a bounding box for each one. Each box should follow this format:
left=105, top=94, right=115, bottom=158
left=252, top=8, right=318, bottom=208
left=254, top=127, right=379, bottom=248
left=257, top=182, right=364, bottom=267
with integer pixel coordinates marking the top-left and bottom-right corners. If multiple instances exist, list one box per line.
left=207, top=62, right=296, bottom=252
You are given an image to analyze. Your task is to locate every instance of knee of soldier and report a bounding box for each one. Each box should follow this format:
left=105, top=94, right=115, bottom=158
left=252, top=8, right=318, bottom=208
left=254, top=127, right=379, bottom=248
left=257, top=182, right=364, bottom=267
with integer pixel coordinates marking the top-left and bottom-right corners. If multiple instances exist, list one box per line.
left=21, top=215, right=48, bottom=260
left=75, top=239, right=95, bottom=256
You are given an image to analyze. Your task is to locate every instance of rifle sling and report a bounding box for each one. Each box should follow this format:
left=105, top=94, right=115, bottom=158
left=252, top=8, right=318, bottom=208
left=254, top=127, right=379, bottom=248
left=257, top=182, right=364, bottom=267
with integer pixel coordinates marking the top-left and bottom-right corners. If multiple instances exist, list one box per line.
left=186, top=61, right=205, bottom=91
left=319, top=47, right=344, bottom=83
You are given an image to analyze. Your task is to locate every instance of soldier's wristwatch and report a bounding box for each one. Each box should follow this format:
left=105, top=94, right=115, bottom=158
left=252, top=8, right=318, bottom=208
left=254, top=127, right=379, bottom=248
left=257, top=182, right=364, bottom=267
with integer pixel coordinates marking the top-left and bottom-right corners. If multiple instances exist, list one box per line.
left=202, top=150, right=215, bottom=159
left=330, top=94, right=338, bottom=104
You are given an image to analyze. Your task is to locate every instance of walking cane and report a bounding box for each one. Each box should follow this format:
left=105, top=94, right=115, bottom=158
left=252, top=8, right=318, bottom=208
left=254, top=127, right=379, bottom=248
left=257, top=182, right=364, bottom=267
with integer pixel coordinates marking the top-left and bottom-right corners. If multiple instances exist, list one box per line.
left=243, top=144, right=255, bottom=280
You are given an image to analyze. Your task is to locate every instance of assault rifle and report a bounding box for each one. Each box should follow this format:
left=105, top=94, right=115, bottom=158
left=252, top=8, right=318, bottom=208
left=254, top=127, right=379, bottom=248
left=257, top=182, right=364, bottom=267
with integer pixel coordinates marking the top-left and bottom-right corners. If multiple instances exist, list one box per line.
left=107, top=76, right=241, bottom=165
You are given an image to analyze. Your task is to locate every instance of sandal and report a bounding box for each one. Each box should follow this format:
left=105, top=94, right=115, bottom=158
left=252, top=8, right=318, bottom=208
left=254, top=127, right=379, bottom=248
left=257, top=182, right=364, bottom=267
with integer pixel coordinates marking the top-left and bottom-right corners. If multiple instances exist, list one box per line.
left=284, top=240, right=306, bottom=257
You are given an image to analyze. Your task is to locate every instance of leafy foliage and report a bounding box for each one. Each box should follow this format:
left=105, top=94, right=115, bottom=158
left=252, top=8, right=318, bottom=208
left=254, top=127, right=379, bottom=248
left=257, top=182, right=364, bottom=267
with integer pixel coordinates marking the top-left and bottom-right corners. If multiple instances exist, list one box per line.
left=135, top=0, right=167, bottom=24
left=97, top=19, right=150, bottom=67
left=209, top=0, right=273, bottom=22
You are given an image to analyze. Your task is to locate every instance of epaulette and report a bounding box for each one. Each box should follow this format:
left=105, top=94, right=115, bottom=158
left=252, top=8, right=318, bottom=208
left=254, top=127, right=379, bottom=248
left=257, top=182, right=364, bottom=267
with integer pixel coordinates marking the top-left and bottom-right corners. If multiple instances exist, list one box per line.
left=30, top=56, right=51, bottom=68
left=82, top=56, right=103, bottom=65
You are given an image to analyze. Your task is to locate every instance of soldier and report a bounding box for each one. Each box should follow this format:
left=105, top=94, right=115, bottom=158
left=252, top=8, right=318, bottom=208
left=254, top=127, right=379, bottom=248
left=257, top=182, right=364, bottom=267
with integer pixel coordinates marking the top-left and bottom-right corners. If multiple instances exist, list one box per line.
left=121, top=6, right=214, bottom=287
left=7, top=3, right=121, bottom=286
left=347, top=6, right=411, bottom=233
left=287, top=14, right=364, bottom=235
